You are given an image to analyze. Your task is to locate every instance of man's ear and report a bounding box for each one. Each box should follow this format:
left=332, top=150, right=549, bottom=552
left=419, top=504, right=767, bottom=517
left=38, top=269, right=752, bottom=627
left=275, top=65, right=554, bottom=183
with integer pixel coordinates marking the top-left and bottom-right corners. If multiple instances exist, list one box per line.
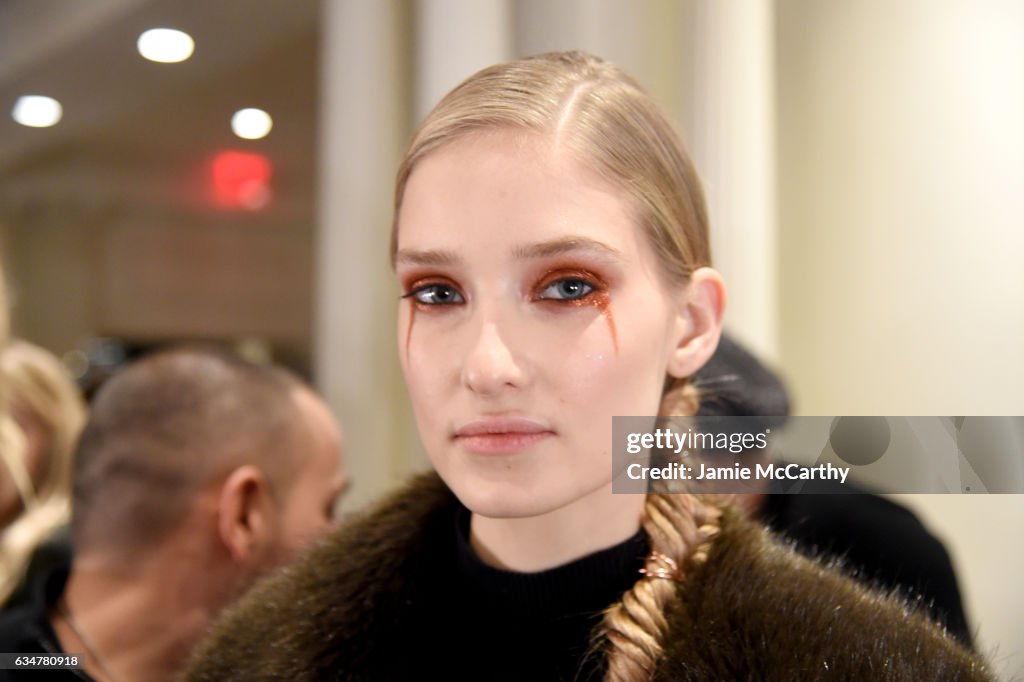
left=667, top=267, right=727, bottom=379
left=216, top=465, right=274, bottom=563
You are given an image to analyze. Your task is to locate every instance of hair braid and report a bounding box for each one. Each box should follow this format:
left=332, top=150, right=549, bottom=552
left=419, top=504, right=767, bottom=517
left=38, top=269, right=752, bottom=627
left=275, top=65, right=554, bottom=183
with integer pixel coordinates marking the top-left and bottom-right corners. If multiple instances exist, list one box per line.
left=599, top=379, right=724, bottom=681
left=601, top=492, right=722, bottom=681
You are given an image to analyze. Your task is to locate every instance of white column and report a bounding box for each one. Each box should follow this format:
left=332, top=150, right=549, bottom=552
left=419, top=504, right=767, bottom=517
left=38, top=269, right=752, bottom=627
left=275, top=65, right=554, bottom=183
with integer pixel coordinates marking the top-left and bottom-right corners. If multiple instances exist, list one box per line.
left=684, top=0, right=778, bottom=361
left=415, top=0, right=512, bottom=120
left=514, top=0, right=650, bottom=78
left=316, top=0, right=414, bottom=510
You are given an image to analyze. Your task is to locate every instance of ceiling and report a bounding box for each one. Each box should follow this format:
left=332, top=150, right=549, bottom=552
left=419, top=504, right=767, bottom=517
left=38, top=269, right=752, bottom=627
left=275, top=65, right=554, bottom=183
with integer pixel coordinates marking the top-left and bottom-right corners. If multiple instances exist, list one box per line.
left=0, top=0, right=320, bottom=222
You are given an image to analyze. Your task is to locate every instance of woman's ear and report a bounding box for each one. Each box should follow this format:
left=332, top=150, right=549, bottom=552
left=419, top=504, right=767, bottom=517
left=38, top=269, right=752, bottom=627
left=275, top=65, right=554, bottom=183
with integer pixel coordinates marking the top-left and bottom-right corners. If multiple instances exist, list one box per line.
left=667, top=267, right=727, bottom=379
left=216, top=465, right=274, bottom=563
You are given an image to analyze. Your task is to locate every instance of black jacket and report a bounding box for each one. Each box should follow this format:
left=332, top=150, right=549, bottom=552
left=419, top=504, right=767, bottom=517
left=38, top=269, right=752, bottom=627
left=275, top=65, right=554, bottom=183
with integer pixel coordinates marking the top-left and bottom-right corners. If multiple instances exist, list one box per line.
left=0, top=566, right=92, bottom=682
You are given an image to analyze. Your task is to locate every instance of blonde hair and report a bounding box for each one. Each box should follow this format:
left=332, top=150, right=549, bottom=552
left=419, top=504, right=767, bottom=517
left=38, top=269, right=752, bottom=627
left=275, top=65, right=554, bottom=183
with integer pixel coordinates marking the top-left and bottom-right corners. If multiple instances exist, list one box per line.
left=0, top=339, right=87, bottom=604
left=392, top=51, right=723, bottom=681
left=0, top=259, right=8, bottom=402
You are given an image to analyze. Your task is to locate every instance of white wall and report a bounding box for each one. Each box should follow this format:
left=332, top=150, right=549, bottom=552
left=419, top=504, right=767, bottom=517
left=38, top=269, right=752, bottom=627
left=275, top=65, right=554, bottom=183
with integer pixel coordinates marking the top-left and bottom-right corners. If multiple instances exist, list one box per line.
left=776, top=0, right=1024, bottom=416
left=776, top=1, right=1024, bottom=677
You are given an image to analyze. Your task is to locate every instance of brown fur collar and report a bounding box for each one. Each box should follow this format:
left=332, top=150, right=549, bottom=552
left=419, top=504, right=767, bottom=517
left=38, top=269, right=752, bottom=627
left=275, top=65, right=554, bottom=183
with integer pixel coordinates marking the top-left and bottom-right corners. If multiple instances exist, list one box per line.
left=187, top=472, right=991, bottom=681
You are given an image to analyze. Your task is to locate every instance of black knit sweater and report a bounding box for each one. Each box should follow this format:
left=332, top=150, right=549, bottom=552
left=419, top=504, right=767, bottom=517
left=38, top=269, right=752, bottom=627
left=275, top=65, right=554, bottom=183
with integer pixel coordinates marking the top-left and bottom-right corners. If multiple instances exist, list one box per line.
left=446, top=506, right=648, bottom=680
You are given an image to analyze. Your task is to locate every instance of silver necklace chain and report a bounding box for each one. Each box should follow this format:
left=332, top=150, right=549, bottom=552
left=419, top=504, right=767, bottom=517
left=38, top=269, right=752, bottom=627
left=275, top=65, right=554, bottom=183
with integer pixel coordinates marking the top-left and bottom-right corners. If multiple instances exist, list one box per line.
left=57, top=599, right=122, bottom=682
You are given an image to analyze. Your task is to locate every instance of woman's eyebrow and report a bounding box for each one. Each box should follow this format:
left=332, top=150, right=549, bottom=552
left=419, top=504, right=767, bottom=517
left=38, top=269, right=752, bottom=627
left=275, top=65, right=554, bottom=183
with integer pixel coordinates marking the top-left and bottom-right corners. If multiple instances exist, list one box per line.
left=394, top=248, right=462, bottom=266
left=512, top=236, right=624, bottom=262
left=395, top=237, right=624, bottom=266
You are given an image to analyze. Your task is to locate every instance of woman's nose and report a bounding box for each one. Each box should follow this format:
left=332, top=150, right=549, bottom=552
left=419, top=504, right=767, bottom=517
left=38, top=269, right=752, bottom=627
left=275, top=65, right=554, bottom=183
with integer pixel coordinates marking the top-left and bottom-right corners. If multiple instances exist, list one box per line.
left=461, top=319, right=525, bottom=396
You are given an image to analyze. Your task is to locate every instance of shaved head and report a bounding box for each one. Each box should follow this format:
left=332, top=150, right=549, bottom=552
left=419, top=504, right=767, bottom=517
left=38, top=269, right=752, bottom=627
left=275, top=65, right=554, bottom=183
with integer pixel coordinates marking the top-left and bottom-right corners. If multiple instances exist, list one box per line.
left=72, top=346, right=317, bottom=555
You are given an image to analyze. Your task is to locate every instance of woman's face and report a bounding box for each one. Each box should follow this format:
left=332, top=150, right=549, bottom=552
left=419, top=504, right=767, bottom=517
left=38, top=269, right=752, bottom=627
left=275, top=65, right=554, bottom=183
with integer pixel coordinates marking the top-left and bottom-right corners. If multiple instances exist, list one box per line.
left=395, top=130, right=692, bottom=519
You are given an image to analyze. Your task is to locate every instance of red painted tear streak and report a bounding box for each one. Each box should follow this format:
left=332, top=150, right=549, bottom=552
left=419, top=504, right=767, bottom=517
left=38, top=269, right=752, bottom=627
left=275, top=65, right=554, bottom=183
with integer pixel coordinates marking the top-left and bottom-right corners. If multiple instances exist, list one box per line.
left=595, top=291, right=619, bottom=353
left=405, top=305, right=417, bottom=357
left=593, top=290, right=614, bottom=352
left=563, top=291, right=618, bottom=353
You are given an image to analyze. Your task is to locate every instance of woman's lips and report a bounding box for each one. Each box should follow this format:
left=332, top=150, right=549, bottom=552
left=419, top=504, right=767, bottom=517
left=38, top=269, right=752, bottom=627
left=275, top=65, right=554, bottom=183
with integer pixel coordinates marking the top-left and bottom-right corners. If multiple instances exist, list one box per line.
left=453, top=418, right=555, bottom=455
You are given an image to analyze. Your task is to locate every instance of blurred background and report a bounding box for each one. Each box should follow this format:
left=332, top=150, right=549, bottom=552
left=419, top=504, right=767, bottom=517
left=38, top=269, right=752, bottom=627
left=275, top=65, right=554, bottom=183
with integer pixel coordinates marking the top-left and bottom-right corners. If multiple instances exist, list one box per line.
left=1, top=0, right=1021, bottom=676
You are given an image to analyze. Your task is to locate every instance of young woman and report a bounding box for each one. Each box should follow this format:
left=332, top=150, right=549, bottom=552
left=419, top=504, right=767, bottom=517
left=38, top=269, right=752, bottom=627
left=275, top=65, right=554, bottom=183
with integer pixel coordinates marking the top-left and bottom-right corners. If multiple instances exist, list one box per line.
left=189, top=52, right=989, bottom=681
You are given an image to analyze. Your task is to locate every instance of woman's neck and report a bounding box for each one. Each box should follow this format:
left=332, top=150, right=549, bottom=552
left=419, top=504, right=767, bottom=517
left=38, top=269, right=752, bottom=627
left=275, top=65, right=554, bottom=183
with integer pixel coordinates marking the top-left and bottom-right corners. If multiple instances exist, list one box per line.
left=469, top=480, right=646, bottom=572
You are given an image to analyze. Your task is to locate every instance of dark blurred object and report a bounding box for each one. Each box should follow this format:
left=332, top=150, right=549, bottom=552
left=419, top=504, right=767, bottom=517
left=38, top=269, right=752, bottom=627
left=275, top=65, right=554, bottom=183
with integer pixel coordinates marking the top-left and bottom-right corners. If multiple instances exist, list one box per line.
left=72, top=336, right=311, bottom=401
left=695, top=332, right=790, bottom=428
left=695, top=331, right=972, bottom=646
left=74, top=337, right=128, bottom=401
left=760, top=482, right=971, bottom=645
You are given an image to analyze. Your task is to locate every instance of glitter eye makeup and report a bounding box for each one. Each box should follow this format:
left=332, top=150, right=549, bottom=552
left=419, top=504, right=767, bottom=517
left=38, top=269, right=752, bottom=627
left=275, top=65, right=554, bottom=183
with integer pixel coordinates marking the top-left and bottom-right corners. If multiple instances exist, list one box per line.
left=532, top=266, right=618, bottom=353
left=400, top=275, right=465, bottom=353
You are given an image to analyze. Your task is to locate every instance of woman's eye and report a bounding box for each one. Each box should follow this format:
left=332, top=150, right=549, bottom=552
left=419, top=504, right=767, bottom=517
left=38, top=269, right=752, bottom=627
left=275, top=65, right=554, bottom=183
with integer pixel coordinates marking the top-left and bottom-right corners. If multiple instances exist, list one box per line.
left=538, top=278, right=594, bottom=301
left=409, top=284, right=464, bottom=305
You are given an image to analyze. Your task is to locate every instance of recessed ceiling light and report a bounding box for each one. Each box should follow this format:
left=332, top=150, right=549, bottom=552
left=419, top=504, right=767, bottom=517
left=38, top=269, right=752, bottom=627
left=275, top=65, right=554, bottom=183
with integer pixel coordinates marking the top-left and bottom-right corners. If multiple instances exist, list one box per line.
left=11, top=95, right=63, bottom=127
left=137, top=28, right=194, bottom=63
left=231, top=108, right=273, bottom=140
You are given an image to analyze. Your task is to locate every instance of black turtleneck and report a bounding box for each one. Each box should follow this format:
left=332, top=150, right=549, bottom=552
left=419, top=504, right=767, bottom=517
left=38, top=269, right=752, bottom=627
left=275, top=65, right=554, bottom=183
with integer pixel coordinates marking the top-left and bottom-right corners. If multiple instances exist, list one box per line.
left=418, top=505, right=649, bottom=682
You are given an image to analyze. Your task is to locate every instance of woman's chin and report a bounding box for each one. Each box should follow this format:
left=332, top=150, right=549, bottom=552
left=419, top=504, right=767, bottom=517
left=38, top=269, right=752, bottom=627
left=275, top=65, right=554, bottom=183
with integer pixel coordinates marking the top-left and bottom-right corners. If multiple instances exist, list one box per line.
left=455, top=485, right=560, bottom=519
left=440, top=472, right=562, bottom=519
left=440, top=468, right=615, bottom=521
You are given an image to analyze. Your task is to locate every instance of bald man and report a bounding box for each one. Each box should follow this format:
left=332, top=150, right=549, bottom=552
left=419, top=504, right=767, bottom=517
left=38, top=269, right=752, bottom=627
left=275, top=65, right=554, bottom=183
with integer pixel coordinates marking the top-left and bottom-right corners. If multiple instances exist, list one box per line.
left=0, top=347, right=349, bottom=682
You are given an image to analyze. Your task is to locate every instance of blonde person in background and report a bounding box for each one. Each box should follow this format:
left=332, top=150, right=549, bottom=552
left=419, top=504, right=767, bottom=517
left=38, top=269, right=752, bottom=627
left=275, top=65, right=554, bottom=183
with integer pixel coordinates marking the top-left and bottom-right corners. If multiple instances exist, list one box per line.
left=0, top=339, right=87, bottom=605
left=189, top=52, right=990, bottom=680
left=0, top=259, right=9, bottom=534
left=0, top=259, right=10, bottom=458
left=0, top=260, right=6, bottom=351
left=0, top=262, right=19, bottom=602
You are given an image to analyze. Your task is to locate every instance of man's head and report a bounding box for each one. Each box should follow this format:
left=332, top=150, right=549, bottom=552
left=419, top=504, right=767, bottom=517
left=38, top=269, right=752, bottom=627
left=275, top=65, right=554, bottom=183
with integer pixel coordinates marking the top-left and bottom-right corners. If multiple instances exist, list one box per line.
left=71, top=346, right=347, bottom=579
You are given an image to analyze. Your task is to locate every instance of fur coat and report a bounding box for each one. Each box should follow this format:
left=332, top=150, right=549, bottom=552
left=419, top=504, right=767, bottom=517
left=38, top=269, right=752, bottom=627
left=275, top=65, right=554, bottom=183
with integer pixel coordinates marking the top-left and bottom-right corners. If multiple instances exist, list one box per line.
left=186, top=473, right=991, bottom=681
